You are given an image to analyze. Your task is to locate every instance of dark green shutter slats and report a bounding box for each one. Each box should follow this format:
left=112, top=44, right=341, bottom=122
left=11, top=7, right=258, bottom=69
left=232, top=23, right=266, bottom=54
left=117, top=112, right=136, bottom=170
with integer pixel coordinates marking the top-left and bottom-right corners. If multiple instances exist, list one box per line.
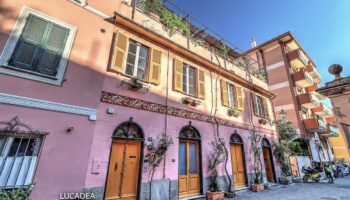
left=9, top=14, right=69, bottom=76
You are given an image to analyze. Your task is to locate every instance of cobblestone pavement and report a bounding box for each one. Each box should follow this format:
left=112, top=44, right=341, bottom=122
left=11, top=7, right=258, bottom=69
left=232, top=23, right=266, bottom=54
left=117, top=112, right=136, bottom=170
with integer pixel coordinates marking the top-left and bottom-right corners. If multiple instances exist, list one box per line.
left=231, top=176, right=350, bottom=200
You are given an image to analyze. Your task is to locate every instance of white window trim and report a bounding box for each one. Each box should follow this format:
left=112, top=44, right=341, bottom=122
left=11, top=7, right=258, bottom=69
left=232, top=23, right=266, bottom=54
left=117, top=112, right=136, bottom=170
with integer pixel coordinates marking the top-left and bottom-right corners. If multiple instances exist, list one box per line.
left=0, top=6, right=77, bottom=86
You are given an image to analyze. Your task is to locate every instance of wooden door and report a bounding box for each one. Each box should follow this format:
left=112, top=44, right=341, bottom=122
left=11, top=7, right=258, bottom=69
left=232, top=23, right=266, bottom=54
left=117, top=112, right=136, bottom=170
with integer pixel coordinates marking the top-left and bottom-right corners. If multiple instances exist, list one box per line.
left=230, top=144, right=246, bottom=188
left=289, top=156, right=299, bottom=178
left=105, top=141, right=141, bottom=200
left=179, top=140, right=200, bottom=197
left=263, top=147, right=274, bottom=182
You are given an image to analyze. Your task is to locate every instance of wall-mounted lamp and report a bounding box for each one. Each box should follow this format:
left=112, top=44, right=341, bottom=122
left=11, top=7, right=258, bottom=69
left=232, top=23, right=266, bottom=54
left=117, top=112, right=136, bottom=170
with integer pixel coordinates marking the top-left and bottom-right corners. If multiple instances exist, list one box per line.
left=66, top=126, right=74, bottom=133
left=146, top=137, right=153, bottom=149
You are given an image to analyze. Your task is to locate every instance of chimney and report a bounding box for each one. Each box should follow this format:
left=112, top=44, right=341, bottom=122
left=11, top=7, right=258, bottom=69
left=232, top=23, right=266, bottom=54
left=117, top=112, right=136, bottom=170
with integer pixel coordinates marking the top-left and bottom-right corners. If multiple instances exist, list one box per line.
left=251, top=38, right=257, bottom=48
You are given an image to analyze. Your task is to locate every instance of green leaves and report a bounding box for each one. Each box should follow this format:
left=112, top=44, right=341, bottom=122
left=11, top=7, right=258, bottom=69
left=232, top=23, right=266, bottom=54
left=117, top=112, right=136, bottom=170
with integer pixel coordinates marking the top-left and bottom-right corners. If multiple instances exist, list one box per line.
left=0, top=189, right=30, bottom=200
left=275, top=119, right=296, bottom=142
left=140, top=0, right=190, bottom=37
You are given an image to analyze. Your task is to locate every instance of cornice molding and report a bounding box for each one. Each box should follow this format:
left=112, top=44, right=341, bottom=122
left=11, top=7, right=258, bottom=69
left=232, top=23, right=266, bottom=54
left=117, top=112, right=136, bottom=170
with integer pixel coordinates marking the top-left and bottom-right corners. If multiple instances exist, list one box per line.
left=0, top=93, right=97, bottom=120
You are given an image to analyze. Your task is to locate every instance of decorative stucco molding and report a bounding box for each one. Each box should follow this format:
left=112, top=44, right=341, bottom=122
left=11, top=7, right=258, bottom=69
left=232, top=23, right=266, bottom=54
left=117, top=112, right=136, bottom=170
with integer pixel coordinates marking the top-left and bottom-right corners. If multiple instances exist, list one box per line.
left=0, top=93, right=97, bottom=120
left=101, top=91, right=274, bottom=133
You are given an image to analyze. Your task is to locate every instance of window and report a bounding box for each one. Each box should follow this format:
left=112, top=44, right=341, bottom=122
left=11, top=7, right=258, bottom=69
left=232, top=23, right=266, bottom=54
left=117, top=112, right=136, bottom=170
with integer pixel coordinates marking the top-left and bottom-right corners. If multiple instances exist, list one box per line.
left=125, top=40, right=149, bottom=80
left=255, top=95, right=265, bottom=117
left=0, top=7, right=76, bottom=85
left=341, top=123, right=350, bottom=148
left=0, top=135, right=42, bottom=188
left=227, top=84, right=235, bottom=108
left=173, top=59, right=205, bottom=99
left=253, top=94, right=269, bottom=118
left=221, top=80, right=244, bottom=110
left=182, top=64, right=196, bottom=96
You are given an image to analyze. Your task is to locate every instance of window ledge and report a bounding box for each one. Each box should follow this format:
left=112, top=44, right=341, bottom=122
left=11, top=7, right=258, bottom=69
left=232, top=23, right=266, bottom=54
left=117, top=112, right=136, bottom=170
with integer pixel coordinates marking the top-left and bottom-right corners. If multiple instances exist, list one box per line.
left=2, top=65, right=58, bottom=80
left=0, top=65, right=62, bottom=86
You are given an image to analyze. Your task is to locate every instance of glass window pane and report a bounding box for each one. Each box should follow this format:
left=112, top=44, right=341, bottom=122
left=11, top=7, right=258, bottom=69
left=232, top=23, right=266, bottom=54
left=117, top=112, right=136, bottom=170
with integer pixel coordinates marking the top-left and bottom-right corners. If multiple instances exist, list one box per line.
left=128, top=42, right=137, bottom=54
left=139, top=46, right=148, bottom=59
left=189, top=143, right=198, bottom=174
left=189, top=85, right=195, bottom=96
left=10, top=41, right=37, bottom=69
left=179, top=143, right=187, bottom=175
left=126, top=53, right=136, bottom=65
left=0, top=137, right=6, bottom=156
left=8, top=138, right=29, bottom=157
left=183, top=66, right=188, bottom=93
left=125, top=64, right=134, bottom=76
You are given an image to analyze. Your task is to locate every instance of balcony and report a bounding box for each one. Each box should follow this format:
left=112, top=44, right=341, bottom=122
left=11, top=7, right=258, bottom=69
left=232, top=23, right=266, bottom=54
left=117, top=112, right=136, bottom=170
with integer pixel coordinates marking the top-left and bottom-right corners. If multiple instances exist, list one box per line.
left=303, top=118, right=327, bottom=132
left=312, top=103, right=333, bottom=118
left=320, top=124, right=339, bottom=137
left=297, top=93, right=320, bottom=109
left=305, top=65, right=322, bottom=84
left=306, top=83, right=318, bottom=93
left=292, top=69, right=314, bottom=88
left=288, top=49, right=309, bottom=69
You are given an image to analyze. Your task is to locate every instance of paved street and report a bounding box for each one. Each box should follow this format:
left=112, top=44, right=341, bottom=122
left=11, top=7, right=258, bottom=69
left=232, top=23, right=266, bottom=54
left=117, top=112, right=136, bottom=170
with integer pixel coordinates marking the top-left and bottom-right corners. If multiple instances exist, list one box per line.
left=233, top=176, right=350, bottom=200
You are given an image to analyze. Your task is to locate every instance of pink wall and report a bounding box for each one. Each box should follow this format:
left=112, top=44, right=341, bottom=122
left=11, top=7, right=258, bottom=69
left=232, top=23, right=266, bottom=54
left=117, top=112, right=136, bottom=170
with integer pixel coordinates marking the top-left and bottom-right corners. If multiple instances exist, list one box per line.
left=0, top=104, right=96, bottom=199
left=0, top=0, right=279, bottom=199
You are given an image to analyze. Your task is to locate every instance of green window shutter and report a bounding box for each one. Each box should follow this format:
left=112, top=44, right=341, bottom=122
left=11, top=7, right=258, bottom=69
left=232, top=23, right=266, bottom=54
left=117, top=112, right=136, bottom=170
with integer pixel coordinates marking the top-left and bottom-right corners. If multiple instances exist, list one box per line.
left=10, top=14, right=69, bottom=76
left=37, top=24, right=69, bottom=76
left=10, top=15, right=49, bottom=70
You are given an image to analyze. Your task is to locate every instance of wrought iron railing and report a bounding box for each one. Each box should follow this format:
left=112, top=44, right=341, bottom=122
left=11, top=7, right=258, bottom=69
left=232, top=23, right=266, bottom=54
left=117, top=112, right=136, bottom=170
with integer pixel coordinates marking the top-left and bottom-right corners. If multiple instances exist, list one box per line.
left=129, top=0, right=267, bottom=83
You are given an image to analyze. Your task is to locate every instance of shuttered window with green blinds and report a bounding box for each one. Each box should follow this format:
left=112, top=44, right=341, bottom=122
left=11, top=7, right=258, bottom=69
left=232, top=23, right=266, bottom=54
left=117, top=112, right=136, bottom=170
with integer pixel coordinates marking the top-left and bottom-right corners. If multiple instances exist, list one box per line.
left=9, top=14, right=69, bottom=77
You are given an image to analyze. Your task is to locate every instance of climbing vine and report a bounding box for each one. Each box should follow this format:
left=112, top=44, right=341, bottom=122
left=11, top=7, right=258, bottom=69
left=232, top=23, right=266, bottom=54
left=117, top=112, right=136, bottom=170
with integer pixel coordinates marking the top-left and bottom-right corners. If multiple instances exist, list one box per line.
left=208, top=138, right=226, bottom=192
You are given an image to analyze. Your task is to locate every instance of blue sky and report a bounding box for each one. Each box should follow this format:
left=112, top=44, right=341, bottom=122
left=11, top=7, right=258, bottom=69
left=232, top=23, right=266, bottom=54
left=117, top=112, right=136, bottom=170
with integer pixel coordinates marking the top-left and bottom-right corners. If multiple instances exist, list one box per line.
left=171, top=0, right=350, bottom=85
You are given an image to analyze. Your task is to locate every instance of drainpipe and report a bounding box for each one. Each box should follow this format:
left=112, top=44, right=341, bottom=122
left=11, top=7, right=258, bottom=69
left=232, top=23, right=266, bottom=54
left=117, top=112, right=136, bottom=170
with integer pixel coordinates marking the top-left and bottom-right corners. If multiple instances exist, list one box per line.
left=163, top=49, right=170, bottom=179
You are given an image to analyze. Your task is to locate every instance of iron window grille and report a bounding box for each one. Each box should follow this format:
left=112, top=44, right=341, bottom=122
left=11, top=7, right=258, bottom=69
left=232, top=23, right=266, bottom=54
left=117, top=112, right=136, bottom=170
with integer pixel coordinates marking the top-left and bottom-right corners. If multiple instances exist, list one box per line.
left=0, top=117, right=47, bottom=189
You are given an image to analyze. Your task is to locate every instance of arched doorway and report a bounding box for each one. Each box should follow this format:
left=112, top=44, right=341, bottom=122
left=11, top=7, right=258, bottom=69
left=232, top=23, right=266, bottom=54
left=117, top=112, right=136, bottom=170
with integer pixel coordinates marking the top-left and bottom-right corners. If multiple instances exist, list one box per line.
left=178, top=125, right=201, bottom=197
left=105, top=120, right=144, bottom=200
left=262, top=138, right=276, bottom=183
left=230, top=132, right=247, bottom=188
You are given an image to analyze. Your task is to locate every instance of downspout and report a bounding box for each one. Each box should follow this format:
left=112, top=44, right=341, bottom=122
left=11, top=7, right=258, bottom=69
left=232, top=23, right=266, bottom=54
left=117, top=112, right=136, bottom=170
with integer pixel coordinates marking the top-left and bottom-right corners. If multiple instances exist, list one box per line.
left=165, top=48, right=171, bottom=199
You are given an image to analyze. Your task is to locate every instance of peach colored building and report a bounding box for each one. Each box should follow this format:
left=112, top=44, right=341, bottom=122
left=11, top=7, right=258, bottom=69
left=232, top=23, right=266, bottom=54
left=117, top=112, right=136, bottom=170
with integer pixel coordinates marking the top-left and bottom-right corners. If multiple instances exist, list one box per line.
left=0, top=0, right=280, bottom=199
left=246, top=32, right=337, bottom=164
left=318, top=65, right=350, bottom=161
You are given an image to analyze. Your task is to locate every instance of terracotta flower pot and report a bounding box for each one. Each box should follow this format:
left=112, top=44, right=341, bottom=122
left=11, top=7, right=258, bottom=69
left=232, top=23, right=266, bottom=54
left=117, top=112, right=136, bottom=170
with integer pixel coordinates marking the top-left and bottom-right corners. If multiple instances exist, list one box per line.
left=251, top=183, right=265, bottom=192
left=207, top=191, right=225, bottom=200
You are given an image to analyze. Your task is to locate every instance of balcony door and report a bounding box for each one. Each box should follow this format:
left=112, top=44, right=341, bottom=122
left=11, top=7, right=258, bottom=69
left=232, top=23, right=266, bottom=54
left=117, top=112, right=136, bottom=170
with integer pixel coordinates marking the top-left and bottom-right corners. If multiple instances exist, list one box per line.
left=178, top=125, right=201, bottom=197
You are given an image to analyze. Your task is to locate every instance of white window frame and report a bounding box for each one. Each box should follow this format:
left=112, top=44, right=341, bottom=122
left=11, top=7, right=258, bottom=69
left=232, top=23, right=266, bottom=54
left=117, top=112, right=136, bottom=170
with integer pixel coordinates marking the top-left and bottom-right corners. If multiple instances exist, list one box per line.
left=183, top=64, right=195, bottom=96
left=227, top=84, right=235, bottom=108
left=0, top=6, right=77, bottom=86
left=125, top=41, right=148, bottom=79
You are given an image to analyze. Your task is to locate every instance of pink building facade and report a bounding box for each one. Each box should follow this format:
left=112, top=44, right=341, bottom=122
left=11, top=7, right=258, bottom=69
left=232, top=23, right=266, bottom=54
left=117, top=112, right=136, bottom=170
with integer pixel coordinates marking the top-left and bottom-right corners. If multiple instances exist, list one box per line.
left=0, top=1, right=280, bottom=199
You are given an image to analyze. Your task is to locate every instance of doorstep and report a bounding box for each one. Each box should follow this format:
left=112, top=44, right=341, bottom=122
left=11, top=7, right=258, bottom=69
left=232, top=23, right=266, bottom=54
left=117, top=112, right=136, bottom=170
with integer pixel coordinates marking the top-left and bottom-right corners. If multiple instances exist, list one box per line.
left=180, top=194, right=205, bottom=200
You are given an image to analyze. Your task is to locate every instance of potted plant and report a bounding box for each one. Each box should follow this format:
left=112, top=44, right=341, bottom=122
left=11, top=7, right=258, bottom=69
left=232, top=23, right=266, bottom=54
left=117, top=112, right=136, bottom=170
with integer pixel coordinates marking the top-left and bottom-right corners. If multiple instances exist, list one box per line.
left=249, top=131, right=265, bottom=192
left=227, top=107, right=241, bottom=117
left=130, top=77, right=143, bottom=89
left=207, top=138, right=225, bottom=200
left=273, top=119, right=297, bottom=184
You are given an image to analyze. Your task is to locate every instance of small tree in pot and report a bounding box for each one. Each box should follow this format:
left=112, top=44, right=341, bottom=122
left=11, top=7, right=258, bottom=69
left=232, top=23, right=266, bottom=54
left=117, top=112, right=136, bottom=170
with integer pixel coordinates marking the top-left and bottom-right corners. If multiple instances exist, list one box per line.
left=273, top=118, right=296, bottom=184
left=249, top=131, right=264, bottom=192
left=207, top=138, right=226, bottom=200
